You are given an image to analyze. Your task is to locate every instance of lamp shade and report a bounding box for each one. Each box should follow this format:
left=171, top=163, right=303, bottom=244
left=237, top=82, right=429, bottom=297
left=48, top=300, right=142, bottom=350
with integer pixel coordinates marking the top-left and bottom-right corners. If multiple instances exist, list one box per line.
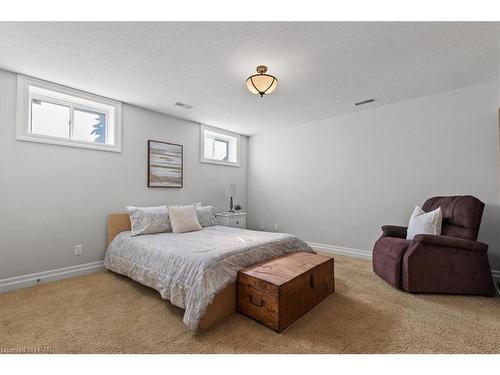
left=246, top=65, right=278, bottom=97
left=225, top=183, right=237, bottom=198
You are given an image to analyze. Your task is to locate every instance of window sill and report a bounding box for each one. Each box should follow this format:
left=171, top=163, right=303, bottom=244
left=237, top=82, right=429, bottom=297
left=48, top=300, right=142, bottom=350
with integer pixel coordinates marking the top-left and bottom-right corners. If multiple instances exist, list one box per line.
left=200, top=158, right=240, bottom=167
left=16, top=134, right=122, bottom=153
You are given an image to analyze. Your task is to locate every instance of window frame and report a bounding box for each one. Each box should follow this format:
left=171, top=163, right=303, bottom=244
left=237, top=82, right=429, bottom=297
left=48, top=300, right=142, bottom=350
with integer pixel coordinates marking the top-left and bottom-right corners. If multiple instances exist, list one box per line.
left=200, top=124, right=240, bottom=167
left=16, top=74, right=122, bottom=152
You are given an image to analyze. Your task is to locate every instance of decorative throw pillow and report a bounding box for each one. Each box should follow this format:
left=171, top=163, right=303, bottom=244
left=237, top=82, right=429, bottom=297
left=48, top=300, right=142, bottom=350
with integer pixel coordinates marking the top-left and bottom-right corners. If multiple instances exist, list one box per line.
left=406, top=206, right=443, bottom=240
left=195, top=202, right=218, bottom=227
left=127, top=205, right=171, bottom=236
left=168, top=205, right=203, bottom=233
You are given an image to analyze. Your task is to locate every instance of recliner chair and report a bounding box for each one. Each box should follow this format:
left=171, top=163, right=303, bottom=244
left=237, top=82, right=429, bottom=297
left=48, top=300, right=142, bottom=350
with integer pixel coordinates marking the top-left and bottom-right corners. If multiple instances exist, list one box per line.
left=372, top=195, right=495, bottom=296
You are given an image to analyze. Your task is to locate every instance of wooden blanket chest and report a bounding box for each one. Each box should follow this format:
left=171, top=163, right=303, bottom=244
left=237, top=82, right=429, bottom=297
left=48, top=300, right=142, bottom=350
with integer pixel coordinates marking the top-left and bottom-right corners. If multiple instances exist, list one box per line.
left=237, top=251, right=334, bottom=332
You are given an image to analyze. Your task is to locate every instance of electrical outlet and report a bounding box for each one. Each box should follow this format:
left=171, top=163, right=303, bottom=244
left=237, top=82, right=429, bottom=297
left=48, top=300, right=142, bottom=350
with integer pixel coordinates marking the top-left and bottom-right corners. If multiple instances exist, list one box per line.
left=74, top=245, right=83, bottom=256
left=273, top=224, right=279, bottom=231
left=259, top=222, right=265, bottom=230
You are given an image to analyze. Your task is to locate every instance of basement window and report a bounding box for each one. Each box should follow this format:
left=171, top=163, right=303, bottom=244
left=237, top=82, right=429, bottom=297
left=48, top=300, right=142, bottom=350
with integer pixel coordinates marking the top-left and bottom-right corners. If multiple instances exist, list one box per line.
left=16, top=75, right=122, bottom=152
left=200, top=125, right=240, bottom=167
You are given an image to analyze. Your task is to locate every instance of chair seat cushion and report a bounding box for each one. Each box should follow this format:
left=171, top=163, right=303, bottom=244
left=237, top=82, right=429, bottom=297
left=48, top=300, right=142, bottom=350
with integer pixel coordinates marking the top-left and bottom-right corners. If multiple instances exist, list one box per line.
left=373, top=237, right=412, bottom=289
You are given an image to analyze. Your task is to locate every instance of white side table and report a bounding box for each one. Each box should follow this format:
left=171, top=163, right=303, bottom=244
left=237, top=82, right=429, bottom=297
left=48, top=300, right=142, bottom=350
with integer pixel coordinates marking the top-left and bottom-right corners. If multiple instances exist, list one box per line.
left=215, top=212, right=247, bottom=229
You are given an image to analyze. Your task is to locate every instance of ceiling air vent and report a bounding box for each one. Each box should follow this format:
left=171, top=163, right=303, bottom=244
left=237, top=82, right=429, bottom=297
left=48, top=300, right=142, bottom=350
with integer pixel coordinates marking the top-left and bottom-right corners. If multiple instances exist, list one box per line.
left=354, top=98, right=376, bottom=106
left=174, top=102, right=193, bottom=109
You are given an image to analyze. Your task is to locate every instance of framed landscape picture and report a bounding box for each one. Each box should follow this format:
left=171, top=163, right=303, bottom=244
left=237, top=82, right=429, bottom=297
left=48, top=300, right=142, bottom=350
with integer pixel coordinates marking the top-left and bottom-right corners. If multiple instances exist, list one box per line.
left=148, top=140, right=183, bottom=188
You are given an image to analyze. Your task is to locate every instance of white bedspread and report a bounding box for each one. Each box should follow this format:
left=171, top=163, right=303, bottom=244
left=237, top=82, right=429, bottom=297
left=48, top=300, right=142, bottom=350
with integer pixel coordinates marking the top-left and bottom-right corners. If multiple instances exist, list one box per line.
left=104, top=225, right=313, bottom=331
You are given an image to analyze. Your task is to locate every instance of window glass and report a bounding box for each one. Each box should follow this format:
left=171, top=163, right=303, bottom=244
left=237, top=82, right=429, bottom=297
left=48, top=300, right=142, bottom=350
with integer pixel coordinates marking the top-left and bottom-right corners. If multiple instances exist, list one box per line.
left=73, top=108, right=106, bottom=144
left=214, top=139, right=228, bottom=161
left=31, top=99, right=70, bottom=138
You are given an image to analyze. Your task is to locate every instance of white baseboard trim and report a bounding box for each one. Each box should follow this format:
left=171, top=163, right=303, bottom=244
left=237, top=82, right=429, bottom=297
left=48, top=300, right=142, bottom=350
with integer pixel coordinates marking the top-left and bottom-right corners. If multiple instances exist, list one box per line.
left=307, top=241, right=372, bottom=260
left=491, top=270, right=500, bottom=281
left=491, top=270, right=500, bottom=296
left=0, top=260, right=105, bottom=294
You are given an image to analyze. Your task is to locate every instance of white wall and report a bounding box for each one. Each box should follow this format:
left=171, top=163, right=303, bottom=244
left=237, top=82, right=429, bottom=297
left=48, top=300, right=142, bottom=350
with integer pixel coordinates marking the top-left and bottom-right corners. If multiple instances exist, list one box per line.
left=1, top=67, right=498, bottom=281
left=0, top=69, right=248, bottom=279
left=248, top=81, right=500, bottom=270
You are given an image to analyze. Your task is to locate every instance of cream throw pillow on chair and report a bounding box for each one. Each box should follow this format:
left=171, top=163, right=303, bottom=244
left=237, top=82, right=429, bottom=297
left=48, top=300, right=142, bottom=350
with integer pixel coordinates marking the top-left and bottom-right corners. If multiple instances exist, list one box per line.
left=406, top=206, right=443, bottom=240
left=168, top=205, right=203, bottom=233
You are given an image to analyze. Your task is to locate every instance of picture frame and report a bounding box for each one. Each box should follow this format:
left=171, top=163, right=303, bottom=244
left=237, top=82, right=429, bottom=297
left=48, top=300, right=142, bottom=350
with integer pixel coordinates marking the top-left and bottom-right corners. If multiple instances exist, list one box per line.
left=147, top=140, right=183, bottom=188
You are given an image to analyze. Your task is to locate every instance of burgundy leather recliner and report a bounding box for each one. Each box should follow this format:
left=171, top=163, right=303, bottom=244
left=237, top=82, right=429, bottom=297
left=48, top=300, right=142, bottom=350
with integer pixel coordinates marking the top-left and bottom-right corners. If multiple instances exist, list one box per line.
left=373, top=196, right=495, bottom=296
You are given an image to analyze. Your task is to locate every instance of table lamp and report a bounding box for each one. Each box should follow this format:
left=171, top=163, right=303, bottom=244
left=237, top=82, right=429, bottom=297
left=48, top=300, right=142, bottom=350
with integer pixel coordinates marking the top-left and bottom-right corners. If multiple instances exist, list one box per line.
left=225, top=183, right=237, bottom=213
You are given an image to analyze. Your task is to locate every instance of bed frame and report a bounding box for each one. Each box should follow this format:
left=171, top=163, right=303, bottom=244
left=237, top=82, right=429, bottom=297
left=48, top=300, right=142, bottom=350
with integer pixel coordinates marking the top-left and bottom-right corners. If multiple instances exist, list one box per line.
left=107, top=214, right=236, bottom=330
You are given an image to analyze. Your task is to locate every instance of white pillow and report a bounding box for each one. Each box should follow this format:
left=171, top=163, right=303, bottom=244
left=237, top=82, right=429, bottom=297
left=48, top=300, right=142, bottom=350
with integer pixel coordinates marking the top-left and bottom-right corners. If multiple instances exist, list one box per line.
left=127, top=205, right=171, bottom=236
left=195, top=202, right=218, bottom=227
left=168, top=205, right=203, bottom=233
left=406, top=206, right=443, bottom=240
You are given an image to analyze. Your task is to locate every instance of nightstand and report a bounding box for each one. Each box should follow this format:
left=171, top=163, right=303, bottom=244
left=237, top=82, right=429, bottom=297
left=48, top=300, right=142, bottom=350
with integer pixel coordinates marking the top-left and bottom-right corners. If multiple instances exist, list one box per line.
left=215, top=212, right=247, bottom=229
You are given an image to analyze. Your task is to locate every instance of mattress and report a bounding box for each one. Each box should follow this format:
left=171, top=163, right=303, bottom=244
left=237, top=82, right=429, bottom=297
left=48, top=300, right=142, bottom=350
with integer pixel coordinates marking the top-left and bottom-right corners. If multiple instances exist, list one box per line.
left=104, top=225, right=313, bottom=331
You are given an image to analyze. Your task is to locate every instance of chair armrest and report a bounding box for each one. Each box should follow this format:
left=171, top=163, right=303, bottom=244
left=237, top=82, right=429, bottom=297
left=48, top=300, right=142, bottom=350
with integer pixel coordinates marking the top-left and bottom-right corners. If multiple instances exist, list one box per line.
left=413, top=234, right=488, bottom=252
left=381, top=225, right=407, bottom=239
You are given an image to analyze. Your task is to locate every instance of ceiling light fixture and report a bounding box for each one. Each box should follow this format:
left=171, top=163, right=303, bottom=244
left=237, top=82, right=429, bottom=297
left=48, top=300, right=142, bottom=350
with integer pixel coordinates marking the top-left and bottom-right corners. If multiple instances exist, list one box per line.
left=246, top=65, right=278, bottom=97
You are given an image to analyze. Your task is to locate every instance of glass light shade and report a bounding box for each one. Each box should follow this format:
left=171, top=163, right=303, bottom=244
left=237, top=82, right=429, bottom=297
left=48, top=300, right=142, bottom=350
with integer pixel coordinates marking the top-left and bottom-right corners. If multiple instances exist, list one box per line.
left=246, top=74, right=278, bottom=96
left=225, top=183, right=237, bottom=198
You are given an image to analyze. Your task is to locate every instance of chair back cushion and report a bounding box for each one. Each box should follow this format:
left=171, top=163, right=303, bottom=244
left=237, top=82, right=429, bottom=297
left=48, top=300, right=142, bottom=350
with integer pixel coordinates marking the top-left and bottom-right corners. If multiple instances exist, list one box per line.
left=422, top=196, right=484, bottom=241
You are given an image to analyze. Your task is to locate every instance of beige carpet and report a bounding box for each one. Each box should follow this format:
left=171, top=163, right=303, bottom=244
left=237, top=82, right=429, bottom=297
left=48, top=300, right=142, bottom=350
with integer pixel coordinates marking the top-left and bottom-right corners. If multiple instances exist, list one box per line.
left=1, top=255, right=499, bottom=354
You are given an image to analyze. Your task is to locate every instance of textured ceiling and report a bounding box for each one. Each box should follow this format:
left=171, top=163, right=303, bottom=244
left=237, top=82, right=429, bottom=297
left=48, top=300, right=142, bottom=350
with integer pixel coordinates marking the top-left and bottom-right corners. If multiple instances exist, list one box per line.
left=0, top=22, right=498, bottom=135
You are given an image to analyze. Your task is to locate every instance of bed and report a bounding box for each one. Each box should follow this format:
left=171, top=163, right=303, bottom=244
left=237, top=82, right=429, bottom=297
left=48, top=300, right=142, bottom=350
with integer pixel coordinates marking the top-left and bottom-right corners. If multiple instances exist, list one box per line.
left=105, top=214, right=314, bottom=331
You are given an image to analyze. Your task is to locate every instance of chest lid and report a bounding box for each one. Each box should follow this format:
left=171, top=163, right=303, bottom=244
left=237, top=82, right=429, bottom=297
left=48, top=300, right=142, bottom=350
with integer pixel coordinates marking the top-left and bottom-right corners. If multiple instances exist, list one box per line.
left=238, top=252, right=332, bottom=296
